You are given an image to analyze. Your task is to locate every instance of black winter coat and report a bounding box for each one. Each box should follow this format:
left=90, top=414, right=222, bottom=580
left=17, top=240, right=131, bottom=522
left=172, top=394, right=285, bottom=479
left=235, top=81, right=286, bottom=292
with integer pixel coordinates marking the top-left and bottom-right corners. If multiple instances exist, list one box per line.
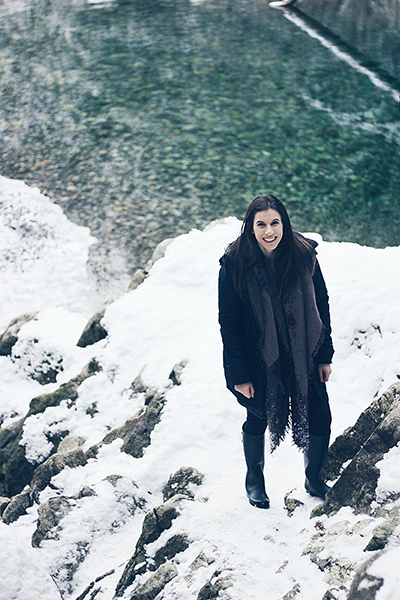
left=218, top=251, right=334, bottom=418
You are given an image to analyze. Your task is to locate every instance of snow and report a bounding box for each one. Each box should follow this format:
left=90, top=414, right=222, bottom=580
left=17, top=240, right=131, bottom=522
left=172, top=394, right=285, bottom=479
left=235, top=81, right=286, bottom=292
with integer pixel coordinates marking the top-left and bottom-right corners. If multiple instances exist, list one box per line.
left=1, top=175, right=400, bottom=600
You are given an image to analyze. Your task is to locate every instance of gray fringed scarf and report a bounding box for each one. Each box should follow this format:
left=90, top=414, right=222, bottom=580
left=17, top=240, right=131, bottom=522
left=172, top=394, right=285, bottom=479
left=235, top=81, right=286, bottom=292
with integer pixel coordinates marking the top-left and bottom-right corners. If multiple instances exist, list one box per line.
left=246, top=258, right=325, bottom=452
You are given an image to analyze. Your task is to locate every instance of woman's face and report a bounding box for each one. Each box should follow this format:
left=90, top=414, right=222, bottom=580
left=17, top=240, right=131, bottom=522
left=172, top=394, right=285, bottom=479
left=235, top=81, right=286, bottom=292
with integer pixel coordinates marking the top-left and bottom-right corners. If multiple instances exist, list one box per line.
left=252, top=209, right=283, bottom=255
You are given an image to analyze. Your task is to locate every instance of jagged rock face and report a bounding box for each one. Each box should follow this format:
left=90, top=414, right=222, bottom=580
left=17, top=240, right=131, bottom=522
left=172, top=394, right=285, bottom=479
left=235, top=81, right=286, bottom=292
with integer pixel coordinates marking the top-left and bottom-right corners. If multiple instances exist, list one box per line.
left=76, top=309, right=107, bottom=348
left=31, top=496, right=73, bottom=547
left=0, top=360, right=101, bottom=498
left=314, top=382, right=400, bottom=518
left=0, top=419, right=35, bottom=498
left=0, top=313, right=36, bottom=356
left=163, top=466, right=204, bottom=501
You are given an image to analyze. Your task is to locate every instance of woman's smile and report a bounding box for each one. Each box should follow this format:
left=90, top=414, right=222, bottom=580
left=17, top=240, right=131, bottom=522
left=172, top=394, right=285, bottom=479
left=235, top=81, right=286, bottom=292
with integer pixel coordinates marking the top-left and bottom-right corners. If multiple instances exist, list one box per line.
left=252, top=209, right=283, bottom=255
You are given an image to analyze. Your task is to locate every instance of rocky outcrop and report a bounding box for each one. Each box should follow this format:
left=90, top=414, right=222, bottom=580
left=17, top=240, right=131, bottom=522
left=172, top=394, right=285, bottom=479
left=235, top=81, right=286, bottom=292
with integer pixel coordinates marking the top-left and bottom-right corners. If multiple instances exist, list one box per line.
left=130, top=562, right=178, bottom=600
left=87, top=361, right=188, bottom=460
left=313, top=382, right=400, bottom=517
left=0, top=418, right=35, bottom=498
left=346, top=554, right=384, bottom=600
left=163, top=466, right=204, bottom=501
left=115, top=465, right=203, bottom=598
left=0, top=313, right=36, bottom=356
left=1, top=489, right=32, bottom=525
left=28, top=358, right=101, bottom=417
left=31, top=495, right=72, bottom=547
left=322, top=382, right=400, bottom=482
left=114, top=494, right=185, bottom=597
left=0, top=360, right=101, bottom=500
left=196, top=569, right=233, bottom=600
left=31, top=443, right=88, bottom=503
left=76, top=308, right=108, bottom=347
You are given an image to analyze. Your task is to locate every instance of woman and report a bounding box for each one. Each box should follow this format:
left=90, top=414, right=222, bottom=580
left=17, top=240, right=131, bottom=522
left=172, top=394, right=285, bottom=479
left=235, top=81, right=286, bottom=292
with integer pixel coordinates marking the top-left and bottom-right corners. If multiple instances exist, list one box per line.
left=218, top=194, right=334, bottom=509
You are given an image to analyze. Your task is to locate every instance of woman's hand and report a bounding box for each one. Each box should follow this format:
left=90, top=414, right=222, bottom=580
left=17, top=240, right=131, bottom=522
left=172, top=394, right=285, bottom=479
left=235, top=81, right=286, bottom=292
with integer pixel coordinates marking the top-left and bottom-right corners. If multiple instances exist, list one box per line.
left=234, top=382, right=255, bottom=398
left=318, top=364, right=332, bottom=383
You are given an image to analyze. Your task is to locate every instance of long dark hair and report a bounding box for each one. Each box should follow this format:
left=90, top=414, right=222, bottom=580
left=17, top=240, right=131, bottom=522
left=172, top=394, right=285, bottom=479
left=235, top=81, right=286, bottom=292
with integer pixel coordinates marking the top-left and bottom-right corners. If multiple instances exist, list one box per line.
left=226, top=194, right=315, bottom=299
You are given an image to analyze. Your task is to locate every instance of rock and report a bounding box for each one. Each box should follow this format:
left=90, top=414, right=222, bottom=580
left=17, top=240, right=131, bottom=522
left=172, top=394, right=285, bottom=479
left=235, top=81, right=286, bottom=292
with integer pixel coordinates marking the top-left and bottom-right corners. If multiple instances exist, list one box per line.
left=0, top=362, right=100, bottom=498
left=99, top=389, right=167, bottom=459
left=114, top=495, right=184, bottom=597
left=280, top=583, right=301, bottom=600
left=0, top=313, right=36, bottom=356
left=163, top=466, right=204, bottom=501
left=168, top=359, right=188, bottom=386
left=0, top=495, right=10, bottom=516
left=57, top=435, right=85, bottom=454
left=130, top=561, right=178, bottom=600
left=284, top=493, right=304, bottom=517
left=31, top=447, right=87, bottom=502
left=74, top=570, right=115, bottom=600
left=197, top=570, right=233, bottom=600
left=1, top=489, right=32, bottom=524
left=322, top=382, right=400, bottom=482
left=364, top=509, right=399, bottom=551
left=31, top=496, right=72, bottom=547
left=76, top=309, right=107, bottom=347
left=128, top=269, right=146, bottom=291
left=152, top=533, right=190, bottom=570
left=28, top=358, right=101, bottom=417
left=312, top=382, right=400, bottom=517
left=347, top=554, right=384, bottom=600
left=302, top=520, right=355, bottom=586
left=0, top=418, right=35, bottom=497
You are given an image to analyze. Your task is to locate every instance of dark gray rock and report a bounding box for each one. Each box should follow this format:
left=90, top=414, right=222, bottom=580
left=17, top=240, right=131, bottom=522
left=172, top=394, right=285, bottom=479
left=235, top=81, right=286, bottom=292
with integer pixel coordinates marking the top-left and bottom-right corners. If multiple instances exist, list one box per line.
left=280, top=584, right=301, bottom=600
left=0, top=362, right=99, bottom=498
left=322, top=382, right=400, bottom=482
left=28, top=358, right=101, bottom=417
left=130, top=561, right=178, bottom=600
left=152, top=533, right=190, bottom=570
left=31, top=447, right=87, bottom=503
left=0, top=418, right=34, bottom=497
left=0, top=495, right=10, bottom=516
left=0, top=313, right=36, bottom=356
left=163, top=466, right=204, bottom=501
left=347, top=554, right=384, bottom=600
left=364, top=509, right=399, bottom=551
left=168, top=359, right=188, bottom=386
left=97, top=389, right=167, bottom=459
left=114, top=495, right=184, bottom=597
left=197, top=570, right=233, bottom=600
left=77, top=309, right=107, bottom=347
left=1, top=489, right=32, bottom=524
left=31, top=495, right=72, bottom=547
left=312, top=382, right=400, bottom=517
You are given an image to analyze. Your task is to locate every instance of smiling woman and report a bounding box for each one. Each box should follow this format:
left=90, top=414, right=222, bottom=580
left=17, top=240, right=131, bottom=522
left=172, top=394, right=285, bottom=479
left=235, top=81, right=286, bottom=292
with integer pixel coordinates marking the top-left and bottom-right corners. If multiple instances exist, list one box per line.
left=218, top=194, right=334, bottom=509
left=252, top=209, right=283, bottom=255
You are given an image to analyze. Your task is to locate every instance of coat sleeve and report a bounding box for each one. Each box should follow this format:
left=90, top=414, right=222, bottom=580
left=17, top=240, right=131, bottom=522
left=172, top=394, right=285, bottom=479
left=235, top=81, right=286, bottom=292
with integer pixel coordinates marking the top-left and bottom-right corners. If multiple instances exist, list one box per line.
left=313, top=259, right=334, bottom=365
left=218, top=261, right=252, bottom=387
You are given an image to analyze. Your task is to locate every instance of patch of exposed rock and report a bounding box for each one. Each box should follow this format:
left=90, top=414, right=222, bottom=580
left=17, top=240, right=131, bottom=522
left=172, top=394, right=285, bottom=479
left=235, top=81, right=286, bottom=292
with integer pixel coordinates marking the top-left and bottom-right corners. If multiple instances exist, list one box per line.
left=87, top=360, right=188, bottom=460
left=0, top=360, right=101, bottom=499
left=0, top=313, right=37, bottom=356
left=313, top=381, right=400, bottom=518
left=76, top=308, right=108, bottom=347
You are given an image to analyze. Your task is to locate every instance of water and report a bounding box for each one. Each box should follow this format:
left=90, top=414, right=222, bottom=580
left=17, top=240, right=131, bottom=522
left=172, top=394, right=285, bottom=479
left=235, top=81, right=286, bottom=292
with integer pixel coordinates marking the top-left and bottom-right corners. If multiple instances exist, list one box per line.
left=0, top=0, right=399, bottom=289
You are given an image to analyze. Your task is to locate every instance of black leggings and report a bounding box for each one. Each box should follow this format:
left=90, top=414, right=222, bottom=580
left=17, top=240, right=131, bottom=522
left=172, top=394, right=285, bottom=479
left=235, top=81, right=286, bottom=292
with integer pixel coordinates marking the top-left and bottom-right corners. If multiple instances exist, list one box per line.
left=243, top=382, right=331, bottom=437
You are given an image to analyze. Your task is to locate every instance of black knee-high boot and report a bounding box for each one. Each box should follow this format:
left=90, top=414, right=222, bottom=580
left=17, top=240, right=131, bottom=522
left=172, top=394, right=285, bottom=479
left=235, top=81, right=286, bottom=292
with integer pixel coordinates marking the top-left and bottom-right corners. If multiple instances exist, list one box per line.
left=242, top=430, right=270, bottom=509
left=304, top=433, right=331, bottom=500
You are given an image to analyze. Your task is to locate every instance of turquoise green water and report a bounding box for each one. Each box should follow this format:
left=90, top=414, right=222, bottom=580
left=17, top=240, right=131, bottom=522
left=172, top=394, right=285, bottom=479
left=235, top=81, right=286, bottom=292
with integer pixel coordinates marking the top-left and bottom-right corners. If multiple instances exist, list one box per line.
left=0, top=0, right=399, bottom=271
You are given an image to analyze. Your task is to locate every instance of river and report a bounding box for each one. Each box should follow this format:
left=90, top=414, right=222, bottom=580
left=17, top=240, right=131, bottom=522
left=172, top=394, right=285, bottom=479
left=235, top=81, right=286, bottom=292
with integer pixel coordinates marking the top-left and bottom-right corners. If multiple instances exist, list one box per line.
left=0, top=0, right=399, bottom=291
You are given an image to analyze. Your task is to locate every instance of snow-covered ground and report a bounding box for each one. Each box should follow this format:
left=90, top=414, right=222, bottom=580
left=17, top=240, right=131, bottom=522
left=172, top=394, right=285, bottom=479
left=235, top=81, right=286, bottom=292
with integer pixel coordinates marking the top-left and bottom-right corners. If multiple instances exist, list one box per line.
left=1, top=175, right=400, bottom=600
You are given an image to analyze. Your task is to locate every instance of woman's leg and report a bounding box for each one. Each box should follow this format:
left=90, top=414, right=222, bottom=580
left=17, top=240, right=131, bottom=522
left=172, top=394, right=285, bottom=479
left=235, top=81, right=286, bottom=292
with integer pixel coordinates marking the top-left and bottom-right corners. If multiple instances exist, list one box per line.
left=242, top=410, right=269, bottom=508
left=305, top=380, right=332, bottom=499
